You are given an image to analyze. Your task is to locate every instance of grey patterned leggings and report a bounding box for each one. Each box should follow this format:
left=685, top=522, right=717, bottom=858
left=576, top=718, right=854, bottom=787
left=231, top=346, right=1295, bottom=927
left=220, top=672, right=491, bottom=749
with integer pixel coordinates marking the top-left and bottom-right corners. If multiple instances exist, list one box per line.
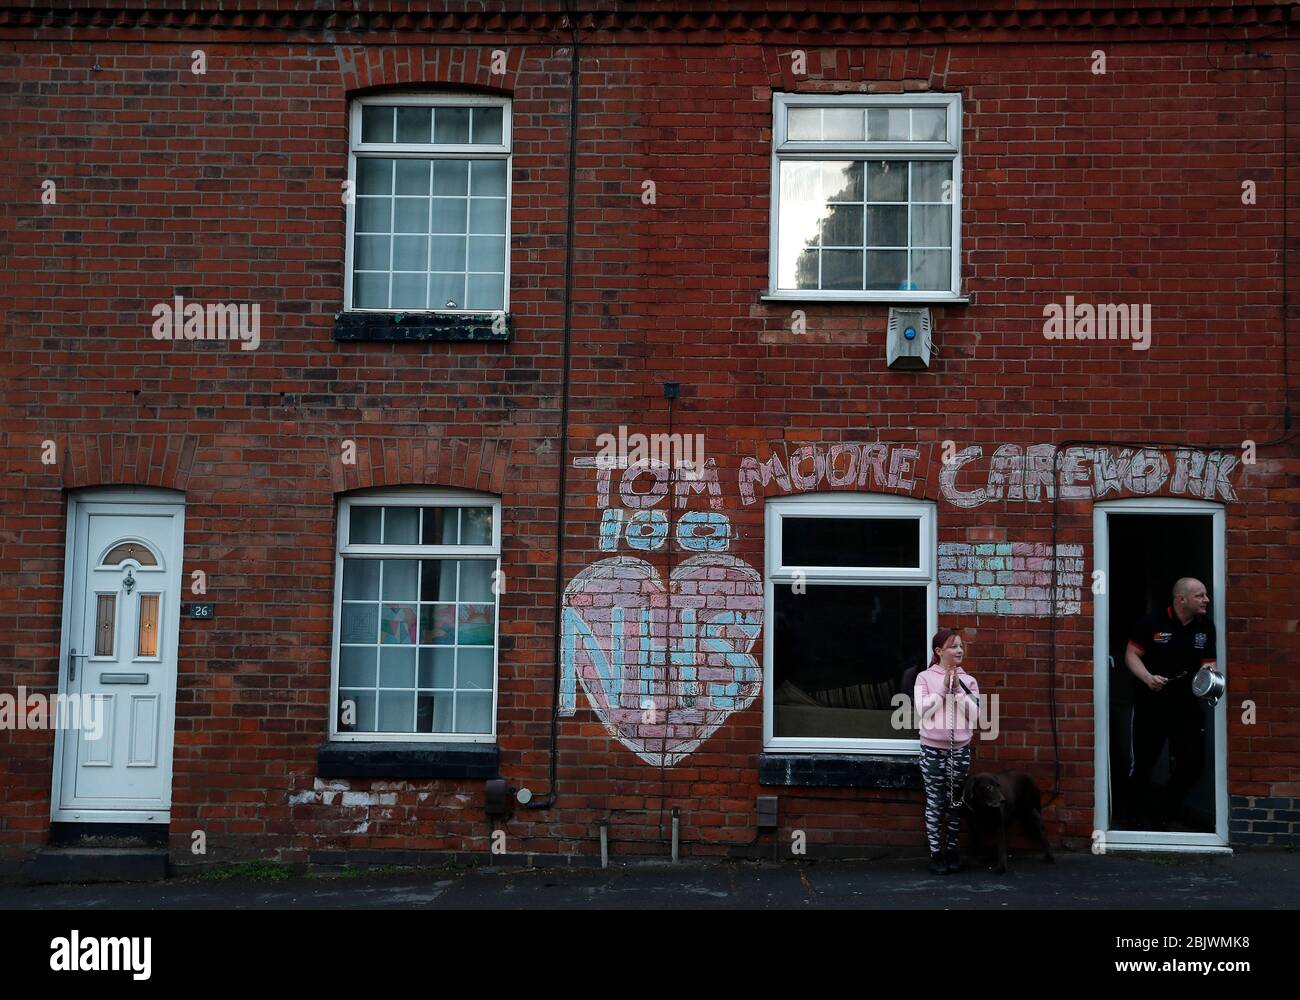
left=920, top=743, right=971, bottom=854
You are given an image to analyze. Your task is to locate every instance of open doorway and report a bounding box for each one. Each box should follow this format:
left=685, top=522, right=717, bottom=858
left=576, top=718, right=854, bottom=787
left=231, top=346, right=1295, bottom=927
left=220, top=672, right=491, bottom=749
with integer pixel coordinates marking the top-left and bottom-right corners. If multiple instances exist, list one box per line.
left=1093, top=500, right=1228, bottom=852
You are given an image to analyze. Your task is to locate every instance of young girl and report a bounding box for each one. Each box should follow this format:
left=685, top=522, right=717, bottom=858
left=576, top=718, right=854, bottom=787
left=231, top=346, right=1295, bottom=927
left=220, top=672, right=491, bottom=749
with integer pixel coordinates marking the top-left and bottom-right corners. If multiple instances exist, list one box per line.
left=915, top=628, right=981, bottom=875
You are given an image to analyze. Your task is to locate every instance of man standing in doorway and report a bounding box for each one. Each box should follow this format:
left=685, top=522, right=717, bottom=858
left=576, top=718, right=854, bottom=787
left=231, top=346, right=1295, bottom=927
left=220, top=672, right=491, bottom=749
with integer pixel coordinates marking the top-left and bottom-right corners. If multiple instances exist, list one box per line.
left=1124, top=578, right=1218, bottom=831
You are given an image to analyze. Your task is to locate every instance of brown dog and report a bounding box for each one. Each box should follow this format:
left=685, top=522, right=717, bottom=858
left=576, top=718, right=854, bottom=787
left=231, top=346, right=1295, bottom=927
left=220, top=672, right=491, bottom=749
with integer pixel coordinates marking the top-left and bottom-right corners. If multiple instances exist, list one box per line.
left=961, top=771, right=1054, bottom=873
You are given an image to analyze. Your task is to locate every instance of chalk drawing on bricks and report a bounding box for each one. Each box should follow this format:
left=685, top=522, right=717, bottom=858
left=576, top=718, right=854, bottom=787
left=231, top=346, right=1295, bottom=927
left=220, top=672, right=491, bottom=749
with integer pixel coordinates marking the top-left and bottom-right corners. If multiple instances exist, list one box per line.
left=561, top=554, right=763, bottom=767
left=938, top=542, right=1085, bottom=616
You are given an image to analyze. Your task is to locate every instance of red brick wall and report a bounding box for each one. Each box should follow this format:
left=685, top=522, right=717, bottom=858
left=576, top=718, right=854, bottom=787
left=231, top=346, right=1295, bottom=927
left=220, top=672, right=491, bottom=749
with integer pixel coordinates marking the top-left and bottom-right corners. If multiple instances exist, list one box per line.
left=1, top=3, right=1297, bottom=864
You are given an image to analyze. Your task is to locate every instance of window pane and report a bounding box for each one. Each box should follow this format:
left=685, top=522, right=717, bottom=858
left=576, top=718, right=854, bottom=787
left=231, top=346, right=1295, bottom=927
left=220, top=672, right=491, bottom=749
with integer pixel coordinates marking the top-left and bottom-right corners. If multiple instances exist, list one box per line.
left=380, top=604, right=417, bottom=644
left=393, top=197, right=429, bottom=233
left=102, top=542, right=157, bottom=566
left=343, top=559, right=380, bottom=600
left=465, top=274, right=505, bottom=311
left=432, top=159, right=469, bottom=196
left=381, top=559, right=418, bottom=600
left=459, top=560, right=495, bottom=601
left=394, top=158, right=430, bottom=195
left=472, top=106, right=504, bottom=144
left=350, top=506, right=382, bottom=543
left=339, top=690, right=377, bottom=732
left=353, top=273, right=388, bottom=308
left=458, top=647, right=493, bottom=690
left=430, top=235, right=467, bottom=271
left=390, top=273, right=426, bottom=309
left=361, top=105, right=394, bottom=143
left=339, top=646, right=377, bottom=687
left=911, top=205, right=952, bottom=247
left=95, top=594, right=116, bottom=656
left=865, top=250, right=907, bottom=290
left=429, top=273, right=466, bottom=310
left=419, top=559, right=457, bottom=601
left=421, top=507, right=460, bottom=544
left=457, top=604, right=495, bottom=645
left=823, top=162, right=863, bottom=202
left=867, top=160, right=907, bottom=202
left=787, top=107, right=820, bottom=140
left=417, top=692, right=453, bottom=733
left=469, top=198, right=506, bottom=235
left=420, top=647, right=455, bottom=688
left=867, top=205, right=907, bottom=247
left=136, top=594, right=159, bottom=656
left=354, top=234, right=390, bottom=270
left=471, top=160, right=507, bottom=197
left=356, top=158, right=393, bottom=195
left=379, top=647, right=417, bottom=687
left=395, top=106, right=431, bottom=144
left=867, top=108, right=909, bottom=141
left=468, top=236, right=506, bottom=272
left=781, top=160, right=822, bottom=201
left=820, top=250, right=863, bottom=290
left=823, top=107, right=865, bottom=141
left=383, top=506, right=419, bottom=544
left=912, top=161, right=952, bottom=202
left=431, top=198, right=468, bottom=233
left=911, top=107, right=947, bottom=142
left=455, top=692, right=492, bottom=733
left=820, top=205, right=863, bottom=247
left=782, top=516, right=921, bottom=567
left=392, top=235, right=428, bottom=272
left=341, top=603, right=379, bottom=644
left=462, top=507, right=492, bottom=544
left=420, top=604, right=456, bottom=645
left=378, top=691, right=415, bottom=732
left=912, top=249, right=952, bottom=291
left=434, top=106, right=470, bottom=143
left=355, top=197, right=391, bottom=232
left=773, top=584, right=927, bottom=739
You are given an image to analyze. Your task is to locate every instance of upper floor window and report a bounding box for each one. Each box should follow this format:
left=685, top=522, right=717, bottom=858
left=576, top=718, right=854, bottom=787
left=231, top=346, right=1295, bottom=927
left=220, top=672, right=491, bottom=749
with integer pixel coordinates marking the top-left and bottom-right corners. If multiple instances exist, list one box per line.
left=346, top=94, right=511, bottom=314
left=332, top=492, right=502, bottom=742
left=768, top=92, right=962, bottom=302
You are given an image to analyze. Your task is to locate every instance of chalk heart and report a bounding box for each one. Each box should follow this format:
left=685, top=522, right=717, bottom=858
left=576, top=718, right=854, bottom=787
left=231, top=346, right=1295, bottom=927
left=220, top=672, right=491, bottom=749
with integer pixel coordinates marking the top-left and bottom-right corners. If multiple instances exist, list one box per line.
left=563, top=554, right=763, bottom=766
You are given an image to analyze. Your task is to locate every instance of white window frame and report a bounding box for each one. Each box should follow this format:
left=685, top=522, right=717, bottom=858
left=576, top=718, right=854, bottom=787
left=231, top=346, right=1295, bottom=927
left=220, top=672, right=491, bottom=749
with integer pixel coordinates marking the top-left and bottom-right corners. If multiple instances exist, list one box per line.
left=763, top=493, right=937, bottom=754
left=330, top=489, right=502, bottom=743
left=767, top=91, right=964, bottom=303
left=345, top=92, right=513, bottom=315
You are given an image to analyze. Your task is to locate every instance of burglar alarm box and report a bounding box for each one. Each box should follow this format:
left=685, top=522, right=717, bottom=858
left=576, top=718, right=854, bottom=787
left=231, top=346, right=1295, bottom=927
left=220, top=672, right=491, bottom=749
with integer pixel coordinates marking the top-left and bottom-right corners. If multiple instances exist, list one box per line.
left=886, top=307, right=932, bottom=369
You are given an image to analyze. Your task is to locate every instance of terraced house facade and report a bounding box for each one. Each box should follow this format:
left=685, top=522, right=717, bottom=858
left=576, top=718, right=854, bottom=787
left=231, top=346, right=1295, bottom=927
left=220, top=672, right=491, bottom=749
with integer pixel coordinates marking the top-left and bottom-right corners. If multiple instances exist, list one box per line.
left=2, top=0, right=1298, bottom=877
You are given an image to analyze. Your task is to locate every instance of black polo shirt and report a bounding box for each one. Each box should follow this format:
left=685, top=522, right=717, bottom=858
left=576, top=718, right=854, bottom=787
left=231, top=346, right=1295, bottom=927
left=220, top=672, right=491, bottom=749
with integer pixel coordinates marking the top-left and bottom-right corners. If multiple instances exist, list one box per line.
left=1127, top=606, right=1217, bottom=697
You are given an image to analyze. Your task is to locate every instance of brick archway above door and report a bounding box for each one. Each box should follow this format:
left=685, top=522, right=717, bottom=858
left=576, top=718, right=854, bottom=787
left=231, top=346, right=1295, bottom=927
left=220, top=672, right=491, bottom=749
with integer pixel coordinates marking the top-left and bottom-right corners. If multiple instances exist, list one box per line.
left=60, top=434, right=197, bottom=492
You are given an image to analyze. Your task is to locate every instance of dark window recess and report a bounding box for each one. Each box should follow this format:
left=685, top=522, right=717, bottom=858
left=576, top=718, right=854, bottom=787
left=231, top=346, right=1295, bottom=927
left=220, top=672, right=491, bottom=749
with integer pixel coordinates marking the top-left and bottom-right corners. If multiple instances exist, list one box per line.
left=773, top=583, right=927, bottom=741
left=759, top=753, right=922, bottom=790
left=782, top=516, right=919, bottom=567
left=317, top=741, right=499, bottom=779
left=333, top=311, right=511, bottom=343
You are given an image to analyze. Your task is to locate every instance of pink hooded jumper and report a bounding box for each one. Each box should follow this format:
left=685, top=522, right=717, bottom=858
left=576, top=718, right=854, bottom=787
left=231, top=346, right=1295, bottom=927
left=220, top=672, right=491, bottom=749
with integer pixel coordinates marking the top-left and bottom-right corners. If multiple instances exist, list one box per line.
left=914, top=664, right=981, bottom=749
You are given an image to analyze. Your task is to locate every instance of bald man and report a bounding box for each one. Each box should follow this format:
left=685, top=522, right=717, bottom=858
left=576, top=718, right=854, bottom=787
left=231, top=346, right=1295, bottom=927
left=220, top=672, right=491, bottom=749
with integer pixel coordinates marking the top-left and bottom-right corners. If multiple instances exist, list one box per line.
left=1124, top=578, right=1217, bottom=830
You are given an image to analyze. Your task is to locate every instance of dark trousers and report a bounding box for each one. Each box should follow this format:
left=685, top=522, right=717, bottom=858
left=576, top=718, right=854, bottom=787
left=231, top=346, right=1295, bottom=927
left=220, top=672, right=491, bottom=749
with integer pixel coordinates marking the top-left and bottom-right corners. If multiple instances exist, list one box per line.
left=1131, top=690, right=1206, bottom=824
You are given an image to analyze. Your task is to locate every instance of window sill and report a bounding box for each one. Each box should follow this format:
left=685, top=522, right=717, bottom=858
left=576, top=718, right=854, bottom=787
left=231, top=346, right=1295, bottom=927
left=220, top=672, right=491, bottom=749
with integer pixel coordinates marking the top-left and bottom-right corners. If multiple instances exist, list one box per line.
left=317, top=741, right=500, bottom=779
left=758, top=752, right=922, bottom=790
left=333, top=310, right=512, bottom=343
left=760, top=293, right=970, bottom=306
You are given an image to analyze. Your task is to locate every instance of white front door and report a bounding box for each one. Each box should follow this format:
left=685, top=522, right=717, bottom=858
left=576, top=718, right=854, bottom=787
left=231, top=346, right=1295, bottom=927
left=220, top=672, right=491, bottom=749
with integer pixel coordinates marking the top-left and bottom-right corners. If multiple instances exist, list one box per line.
left=53, top=492, right=184, bottom=823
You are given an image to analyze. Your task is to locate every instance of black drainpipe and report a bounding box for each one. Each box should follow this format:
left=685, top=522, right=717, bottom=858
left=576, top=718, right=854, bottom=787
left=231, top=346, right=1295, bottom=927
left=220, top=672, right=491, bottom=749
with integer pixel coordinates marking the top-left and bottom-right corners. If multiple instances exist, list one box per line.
left=527, top=13, right=581, bottom=811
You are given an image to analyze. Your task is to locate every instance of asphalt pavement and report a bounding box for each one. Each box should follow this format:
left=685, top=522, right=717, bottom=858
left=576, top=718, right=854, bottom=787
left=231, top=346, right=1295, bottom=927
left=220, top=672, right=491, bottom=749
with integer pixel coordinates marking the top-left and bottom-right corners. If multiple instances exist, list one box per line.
left=2, top=849, right=1295, bottom=909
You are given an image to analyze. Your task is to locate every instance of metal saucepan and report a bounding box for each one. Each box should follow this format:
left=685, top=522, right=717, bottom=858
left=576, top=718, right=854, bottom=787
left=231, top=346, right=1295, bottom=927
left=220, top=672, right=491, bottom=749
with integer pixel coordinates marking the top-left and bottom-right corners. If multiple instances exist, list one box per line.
left=1191, top=666, right=1226, bottom=705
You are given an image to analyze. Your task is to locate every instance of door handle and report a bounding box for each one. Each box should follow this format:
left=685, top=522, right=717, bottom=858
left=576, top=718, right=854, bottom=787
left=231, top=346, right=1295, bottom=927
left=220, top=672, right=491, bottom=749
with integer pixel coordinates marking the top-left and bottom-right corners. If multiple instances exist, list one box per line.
left=68, top=648, right=89, bottom=682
